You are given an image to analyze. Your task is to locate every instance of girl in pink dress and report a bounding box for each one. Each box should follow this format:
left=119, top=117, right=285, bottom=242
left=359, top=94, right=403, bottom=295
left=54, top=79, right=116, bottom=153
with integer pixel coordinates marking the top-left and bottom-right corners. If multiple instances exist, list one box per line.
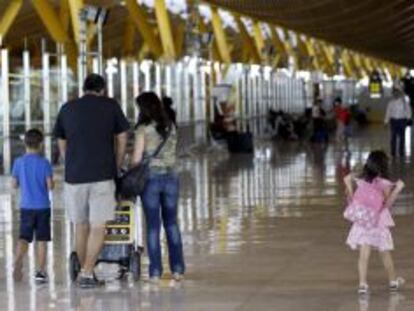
left=344, top=150, right=405, bottom=294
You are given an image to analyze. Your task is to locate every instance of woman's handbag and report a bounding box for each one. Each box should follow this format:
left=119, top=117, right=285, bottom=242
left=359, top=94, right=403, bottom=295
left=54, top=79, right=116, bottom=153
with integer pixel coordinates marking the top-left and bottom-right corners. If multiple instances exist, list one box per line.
left=118, top=128, right=171, bottom=198
left=343, top=202, right=380, bottom=229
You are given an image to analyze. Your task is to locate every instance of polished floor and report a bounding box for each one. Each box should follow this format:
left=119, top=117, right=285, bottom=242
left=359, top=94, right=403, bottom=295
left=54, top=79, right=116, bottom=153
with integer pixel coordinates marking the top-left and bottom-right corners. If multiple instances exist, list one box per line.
left=1, top=126, right=414, bottom=310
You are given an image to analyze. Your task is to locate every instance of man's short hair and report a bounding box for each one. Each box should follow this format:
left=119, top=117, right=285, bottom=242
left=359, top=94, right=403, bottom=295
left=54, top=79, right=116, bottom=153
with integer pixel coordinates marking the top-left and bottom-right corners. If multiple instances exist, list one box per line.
left=24, top=129, right=44, bottom=149
left=83, top=74, right=106, bottom=93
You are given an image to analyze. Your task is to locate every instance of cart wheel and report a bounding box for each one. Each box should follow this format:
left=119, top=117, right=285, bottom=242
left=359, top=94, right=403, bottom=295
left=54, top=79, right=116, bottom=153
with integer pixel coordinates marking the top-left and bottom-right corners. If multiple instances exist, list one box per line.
left=69, top=252, right=81, bottom=282
left=129, top=251, right=141, bottom=281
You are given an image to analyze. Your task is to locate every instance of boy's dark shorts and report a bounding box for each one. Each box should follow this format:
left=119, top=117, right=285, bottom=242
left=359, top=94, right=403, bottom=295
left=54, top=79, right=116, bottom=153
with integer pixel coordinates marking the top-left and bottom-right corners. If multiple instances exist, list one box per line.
left=20, top=209, right=51, bottom=243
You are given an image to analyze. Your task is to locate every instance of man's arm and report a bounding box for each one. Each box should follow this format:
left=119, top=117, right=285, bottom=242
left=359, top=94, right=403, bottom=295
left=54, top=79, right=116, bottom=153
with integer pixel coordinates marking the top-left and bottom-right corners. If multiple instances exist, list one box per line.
left=384, top=102, right=391, bottom=124
left=57, top=139, right=67, bottom=161
left=405, top=99, right=412, bottom=119
left=115, top=132, right=128, bottom=170
left=131, top=133, right=145, bottom=166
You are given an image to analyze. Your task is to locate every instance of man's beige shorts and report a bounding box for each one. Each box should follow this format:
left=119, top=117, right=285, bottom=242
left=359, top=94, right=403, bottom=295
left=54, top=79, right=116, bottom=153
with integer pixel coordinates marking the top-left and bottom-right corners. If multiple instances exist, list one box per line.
left=64, top=180, right=116, bottom=225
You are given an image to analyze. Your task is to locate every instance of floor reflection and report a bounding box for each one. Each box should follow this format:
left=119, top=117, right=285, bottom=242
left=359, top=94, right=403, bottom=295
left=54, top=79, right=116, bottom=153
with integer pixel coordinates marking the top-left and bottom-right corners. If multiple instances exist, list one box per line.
left=0, top=125, right=413, bottom=310
left=358, top=294, right=404, bottom=311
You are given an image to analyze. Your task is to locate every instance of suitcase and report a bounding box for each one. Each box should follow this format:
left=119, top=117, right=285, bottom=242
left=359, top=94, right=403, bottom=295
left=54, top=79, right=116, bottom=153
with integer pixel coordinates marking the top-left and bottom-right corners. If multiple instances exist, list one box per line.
left=226, top=132, right=254, bottom=153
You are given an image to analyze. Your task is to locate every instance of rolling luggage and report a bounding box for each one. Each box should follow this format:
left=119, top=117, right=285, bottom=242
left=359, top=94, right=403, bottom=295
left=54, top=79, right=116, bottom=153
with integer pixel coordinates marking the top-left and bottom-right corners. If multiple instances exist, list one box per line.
left=226, top=132, right=254, bottom=153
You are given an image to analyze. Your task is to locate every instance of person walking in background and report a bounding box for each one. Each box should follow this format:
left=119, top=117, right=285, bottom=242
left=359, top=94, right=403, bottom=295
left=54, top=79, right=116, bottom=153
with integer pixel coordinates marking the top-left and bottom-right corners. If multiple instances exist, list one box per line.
left=333, top=97, right=351, bottom=145
left=54, top=74, right=130, bottom=288
left=311, top=98, right=328, bottom=143
left=12, top=129, right=54, bottom=283
left=384, top=86, right=412, bottom=158
left=131, top=92, right=185, bottom=284
left=343, top=150, right=405, bottom=294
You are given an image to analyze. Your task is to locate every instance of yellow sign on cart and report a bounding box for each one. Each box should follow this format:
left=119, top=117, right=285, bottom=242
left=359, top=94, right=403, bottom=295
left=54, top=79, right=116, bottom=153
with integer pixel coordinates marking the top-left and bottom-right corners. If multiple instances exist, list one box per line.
left=105, top=200, right=135, bottom=244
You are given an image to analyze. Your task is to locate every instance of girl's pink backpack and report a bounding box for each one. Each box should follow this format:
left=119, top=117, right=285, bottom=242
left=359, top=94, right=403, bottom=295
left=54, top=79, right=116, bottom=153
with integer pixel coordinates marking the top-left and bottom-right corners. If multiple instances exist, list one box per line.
left=343, top=179, right=385, bottom=229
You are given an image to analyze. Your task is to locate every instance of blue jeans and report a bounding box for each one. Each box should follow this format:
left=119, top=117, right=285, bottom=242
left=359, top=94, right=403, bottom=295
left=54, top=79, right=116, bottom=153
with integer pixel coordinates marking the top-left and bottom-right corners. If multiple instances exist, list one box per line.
left=141, top=172, right=185, bottom=278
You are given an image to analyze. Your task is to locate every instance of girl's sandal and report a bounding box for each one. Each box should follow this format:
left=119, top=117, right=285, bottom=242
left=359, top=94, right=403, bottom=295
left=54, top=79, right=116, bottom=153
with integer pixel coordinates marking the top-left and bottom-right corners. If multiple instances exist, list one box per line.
left=390, top=277, right=405, bottom=292
left=358, top=283, right=369, bottom=295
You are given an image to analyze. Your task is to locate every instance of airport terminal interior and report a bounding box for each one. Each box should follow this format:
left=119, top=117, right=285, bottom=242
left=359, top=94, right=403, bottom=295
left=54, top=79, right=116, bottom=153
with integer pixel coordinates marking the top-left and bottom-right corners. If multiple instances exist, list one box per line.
left=1, top=0, right=414, bottom=310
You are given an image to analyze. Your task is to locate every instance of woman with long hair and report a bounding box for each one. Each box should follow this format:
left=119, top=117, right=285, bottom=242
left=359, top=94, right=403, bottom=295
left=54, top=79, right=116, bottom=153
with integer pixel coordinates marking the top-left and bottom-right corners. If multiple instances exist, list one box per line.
left=132, top=92, right=185, bottom=283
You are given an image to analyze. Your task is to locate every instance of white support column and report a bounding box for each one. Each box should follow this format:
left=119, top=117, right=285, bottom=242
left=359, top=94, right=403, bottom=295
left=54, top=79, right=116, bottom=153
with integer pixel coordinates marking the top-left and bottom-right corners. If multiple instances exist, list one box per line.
left=92, top=57, right=99, bottom=74
left=1, top=49, right=11, bottom=174
left=175, top=63, right=183, bottom=123
left=183, top=66, right=191, bottom=123
left=273, top=75, right=276, bottom=110
left=155, top=63, right=162, bottom=97
left=165, top=64, right=172, bottom=97
left=208, top=69, right=215, bottom=124
left=214, top=62, right=222, bottom=83
left=252, top=76, right=257, bottom=117
left=240, top=67, right=247, bottom=131
left=257, top=74, right=263, bottom=116
left=276, top=76, right=280, bottom=110
left=294, top=80, right=299, bottom=113
left=282, top=77, right=286, bottom=111
left=288, top=78, right=292, bottom=112
left=42, top=53, right=52, bottom=161
left=267, top=73, right=271, bottom=112
left=246, top=71, right=252, bottom=118
left=193, top=66, right=200, bottom=121
left=132, top=61, right=140, bottom=121
left=289, top=79, right=293, bottom=113
left=107, top=59, right=114, bottom=98
left=60, top=54, right=68, bottom=109
left=120, top=59, right=128, bottom=115
left=266, top=72, right=271, bottom=111
left=77, top=57, right=83, bottom=97
left=142, top=61, right=151, bottom=92
left=200, top=66, right=207, bottom=121
left=23, top=50, right=31, bottom=130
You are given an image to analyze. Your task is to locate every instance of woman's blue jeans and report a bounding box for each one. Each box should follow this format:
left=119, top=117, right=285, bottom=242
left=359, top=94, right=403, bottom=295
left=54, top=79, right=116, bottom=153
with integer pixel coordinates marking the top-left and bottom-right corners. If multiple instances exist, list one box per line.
left=141, top=172, right=185, bottom=278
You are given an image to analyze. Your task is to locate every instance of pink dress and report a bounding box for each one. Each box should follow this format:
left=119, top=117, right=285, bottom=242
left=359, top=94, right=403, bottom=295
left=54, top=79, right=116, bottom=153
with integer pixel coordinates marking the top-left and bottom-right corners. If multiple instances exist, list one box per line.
left=346, top=177, right=395, bottom=251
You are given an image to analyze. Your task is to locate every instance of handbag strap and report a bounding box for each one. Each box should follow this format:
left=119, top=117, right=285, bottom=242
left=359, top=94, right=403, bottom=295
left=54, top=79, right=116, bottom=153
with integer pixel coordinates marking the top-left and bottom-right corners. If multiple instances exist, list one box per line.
left=148, top=125, right=172, bottom=160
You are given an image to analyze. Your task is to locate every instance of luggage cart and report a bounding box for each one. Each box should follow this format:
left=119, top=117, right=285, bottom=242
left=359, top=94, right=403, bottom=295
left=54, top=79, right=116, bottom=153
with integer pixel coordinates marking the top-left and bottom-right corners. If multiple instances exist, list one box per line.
left=69, top=200, right=143, bottom=282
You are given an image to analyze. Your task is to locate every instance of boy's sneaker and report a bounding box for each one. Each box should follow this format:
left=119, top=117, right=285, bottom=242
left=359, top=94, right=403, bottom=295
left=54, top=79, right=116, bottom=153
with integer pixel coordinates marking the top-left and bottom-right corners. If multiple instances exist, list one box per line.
left=34, top=271, right=48, bottom=283
left=358, top=283, right=369, bottom=295
left=390, top=277, right=405, bottom=292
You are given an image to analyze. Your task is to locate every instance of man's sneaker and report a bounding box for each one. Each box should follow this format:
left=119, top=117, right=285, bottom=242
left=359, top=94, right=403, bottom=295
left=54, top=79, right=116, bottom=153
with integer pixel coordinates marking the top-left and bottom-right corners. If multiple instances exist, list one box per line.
left=34, top=271, right=48, bottom=283
left=78, top=273, right=102, bottom=289
left=390, top=277, right=405, bottom=292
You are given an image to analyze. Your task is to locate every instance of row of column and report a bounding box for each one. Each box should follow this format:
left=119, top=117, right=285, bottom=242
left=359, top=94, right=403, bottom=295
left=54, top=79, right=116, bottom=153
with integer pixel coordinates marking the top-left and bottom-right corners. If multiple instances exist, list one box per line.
left=0, top=51, right=310, bottom=173
left=0, top=49, right=69, bottom=173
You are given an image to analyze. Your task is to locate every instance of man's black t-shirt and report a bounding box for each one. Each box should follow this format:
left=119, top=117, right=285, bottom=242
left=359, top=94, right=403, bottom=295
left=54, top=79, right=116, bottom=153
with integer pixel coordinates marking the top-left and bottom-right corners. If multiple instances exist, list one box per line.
left=54, top=94, right=130, bottom=184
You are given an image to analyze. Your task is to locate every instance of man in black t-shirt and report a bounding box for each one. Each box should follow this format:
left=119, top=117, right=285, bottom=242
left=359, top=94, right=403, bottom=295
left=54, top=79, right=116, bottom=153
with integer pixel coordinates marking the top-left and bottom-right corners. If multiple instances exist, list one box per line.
left=54, top=74, right=130, bottom=288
